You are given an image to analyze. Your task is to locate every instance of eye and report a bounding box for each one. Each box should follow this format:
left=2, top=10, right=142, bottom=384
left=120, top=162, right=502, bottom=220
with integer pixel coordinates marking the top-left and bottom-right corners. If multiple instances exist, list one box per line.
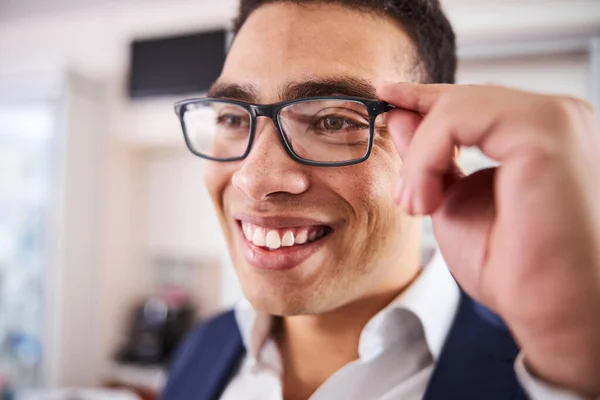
left=216, top=114, right=249, bottom=128
left=318, top=115, right=366, bottom=132
left=322, top=116, right=345, bottom=131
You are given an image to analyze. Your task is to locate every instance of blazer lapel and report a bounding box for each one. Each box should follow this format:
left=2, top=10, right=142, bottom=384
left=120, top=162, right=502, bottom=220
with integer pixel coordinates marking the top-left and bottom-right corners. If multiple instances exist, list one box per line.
left=196, top=328, right=245, bottom=400
left=424, top=291, right=527, bottom=400
left=162, top=311, right=245, bottom=400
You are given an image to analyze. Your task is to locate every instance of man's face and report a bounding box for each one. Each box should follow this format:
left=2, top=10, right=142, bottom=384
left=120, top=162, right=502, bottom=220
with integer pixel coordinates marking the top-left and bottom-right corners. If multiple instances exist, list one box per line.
left=205, top=2, right=421, bottom=315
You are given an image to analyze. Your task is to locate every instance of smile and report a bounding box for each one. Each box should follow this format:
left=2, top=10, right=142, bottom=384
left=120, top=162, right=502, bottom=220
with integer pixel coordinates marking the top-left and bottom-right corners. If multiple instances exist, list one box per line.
left=234, top=216, right=334, bottom=270
left=240, top=222, right=329, bottom=250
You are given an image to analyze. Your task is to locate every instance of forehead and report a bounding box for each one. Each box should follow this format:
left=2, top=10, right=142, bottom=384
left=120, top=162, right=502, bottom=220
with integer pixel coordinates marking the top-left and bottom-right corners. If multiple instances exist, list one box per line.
left=218, top=2, right=416, bottom=102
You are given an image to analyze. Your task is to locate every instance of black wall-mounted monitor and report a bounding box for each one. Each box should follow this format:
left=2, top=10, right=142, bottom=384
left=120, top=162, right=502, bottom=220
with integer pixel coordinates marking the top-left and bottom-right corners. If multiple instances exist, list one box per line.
left=128, top=29, right=227, bottom=98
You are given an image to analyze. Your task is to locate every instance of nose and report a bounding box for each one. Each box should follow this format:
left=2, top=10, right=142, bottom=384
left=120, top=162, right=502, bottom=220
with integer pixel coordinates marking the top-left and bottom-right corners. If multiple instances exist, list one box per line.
left=232, top=118, right=310, bottom=201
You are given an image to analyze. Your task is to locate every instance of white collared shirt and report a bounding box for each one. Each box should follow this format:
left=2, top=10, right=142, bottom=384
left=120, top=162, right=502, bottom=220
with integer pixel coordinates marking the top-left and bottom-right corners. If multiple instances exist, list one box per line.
left=220, top=252, right=589, bottom=400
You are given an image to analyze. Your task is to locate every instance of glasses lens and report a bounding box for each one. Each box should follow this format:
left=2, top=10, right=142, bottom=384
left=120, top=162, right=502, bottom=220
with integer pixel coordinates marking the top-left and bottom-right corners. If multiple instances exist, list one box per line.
left=181, top=100, right=251, bottom=160
left=278, top=99, right=371, bottom=163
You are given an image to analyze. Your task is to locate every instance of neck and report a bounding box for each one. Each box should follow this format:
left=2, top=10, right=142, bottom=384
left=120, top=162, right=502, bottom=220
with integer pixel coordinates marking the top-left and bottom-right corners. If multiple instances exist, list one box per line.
left=275, top=270, right=420, bottom=399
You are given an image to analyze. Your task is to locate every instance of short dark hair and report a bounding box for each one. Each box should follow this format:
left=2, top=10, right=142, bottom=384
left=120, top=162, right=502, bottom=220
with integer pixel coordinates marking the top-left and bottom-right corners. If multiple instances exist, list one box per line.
left=232, top=0, right=457, bottom=84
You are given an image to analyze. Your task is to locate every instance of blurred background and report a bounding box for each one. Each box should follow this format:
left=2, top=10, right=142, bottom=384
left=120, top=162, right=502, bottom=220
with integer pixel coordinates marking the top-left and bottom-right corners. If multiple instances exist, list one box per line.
left=0, top=0, right=598, bottom=398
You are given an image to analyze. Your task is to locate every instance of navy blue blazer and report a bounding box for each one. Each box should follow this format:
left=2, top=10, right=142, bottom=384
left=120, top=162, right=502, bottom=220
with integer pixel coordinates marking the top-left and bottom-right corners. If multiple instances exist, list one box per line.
left=162, top=291, right=528, bottom=400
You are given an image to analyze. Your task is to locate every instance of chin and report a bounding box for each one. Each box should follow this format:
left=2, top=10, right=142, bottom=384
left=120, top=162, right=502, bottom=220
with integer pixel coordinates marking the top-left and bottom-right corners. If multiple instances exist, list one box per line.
left=235, top=269, right=330, bottom=316
left=245, top=293, right=323, bottom=316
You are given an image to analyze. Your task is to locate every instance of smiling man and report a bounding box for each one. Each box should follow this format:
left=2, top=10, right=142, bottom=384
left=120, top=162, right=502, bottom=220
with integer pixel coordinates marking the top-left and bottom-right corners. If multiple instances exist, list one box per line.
left=163, top=1, right=600, bottom=399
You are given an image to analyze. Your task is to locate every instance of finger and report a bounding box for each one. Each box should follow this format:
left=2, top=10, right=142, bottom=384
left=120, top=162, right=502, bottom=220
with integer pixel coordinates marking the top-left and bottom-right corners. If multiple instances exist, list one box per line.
left=385, top=109, right=422, bottom=157
left=397, top=90, right=499, bottom=215
left=385, top=109, right=422, bottom=203
left=387, top=109, right=464, bottom=206
left=432, top=168, right=497, bottom=307
left=396, top=110, right=455, bottom=215
left=396, top=158, right=464, bottom=209
left=398, top=85, right=528, bottom=215
left=377, top=82, right=451, bottom=115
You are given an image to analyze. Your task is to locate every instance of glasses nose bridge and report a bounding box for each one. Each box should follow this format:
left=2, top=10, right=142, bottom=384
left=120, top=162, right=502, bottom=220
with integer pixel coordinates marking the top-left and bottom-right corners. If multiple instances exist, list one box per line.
left=251, top=103, right=278, bottom=122
left=249, top=103, right=288, bottom=154
left=250, top=103, right=283, bottom=140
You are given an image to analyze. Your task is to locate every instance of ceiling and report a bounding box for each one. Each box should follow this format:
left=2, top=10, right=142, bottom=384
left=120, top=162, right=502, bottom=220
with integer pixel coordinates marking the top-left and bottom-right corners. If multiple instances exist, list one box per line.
left=0, top=0, right=512, bottom=20
left=0, top=0, right=588, bottom=22
left=0, top=0, right=148, bottom=20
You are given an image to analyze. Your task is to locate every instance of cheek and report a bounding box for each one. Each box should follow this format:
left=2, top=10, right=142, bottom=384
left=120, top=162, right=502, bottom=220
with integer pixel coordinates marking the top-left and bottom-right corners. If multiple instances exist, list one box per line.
left=344, top=146, right=401, bottom=209
left=204, top=162, right=236, bottom=212
left=348, top=149, right=404, bottom=257
left=327, top=146, right=402, bottom=236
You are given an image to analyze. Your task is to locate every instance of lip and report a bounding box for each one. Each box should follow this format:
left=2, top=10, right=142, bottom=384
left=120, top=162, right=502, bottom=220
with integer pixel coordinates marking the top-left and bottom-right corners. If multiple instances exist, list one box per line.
left=232, top=213, right=332, bottom=229
left=233, top=215, right=333, bottom=271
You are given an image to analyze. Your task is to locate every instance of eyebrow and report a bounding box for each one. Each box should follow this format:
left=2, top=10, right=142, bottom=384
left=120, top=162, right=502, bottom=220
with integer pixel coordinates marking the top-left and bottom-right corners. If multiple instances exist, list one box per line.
left=207, top=82, right=258, bottom=102
left=207, top=76, right=378, bottom=103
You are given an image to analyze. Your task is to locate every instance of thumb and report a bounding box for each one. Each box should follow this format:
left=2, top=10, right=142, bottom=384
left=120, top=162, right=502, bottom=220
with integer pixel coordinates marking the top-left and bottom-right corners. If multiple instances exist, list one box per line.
left=377, top=81, right=450, bottom=115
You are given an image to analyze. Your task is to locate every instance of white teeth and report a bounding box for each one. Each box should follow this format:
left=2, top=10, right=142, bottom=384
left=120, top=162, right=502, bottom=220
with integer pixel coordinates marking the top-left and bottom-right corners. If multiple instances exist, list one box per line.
left=295, top=230, right=308, bottom=245
left=266, top=230, right=281, bottom=250
left=281, top=231, right=295, bottom=247
left=252, top=227, right=266, bottom=246
left=242, top=221, right=327, bottom=249
left=243, top=224, right=254, bottom=241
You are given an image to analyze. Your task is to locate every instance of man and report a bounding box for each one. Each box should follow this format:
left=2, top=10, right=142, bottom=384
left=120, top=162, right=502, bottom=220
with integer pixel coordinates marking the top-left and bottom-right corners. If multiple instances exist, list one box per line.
left=163, top=0, right=600, bottom=399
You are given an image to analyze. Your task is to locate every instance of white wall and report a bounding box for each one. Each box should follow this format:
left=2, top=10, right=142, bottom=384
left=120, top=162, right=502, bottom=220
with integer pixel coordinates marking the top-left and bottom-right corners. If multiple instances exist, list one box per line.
left=458, top=52, right=591, bottom=98
left=143, top=149, right=241, bottom=312
left=144, top=151, right=224, bottom=257
left=445, top=0, right=600, bottom=44
left=0, top=0, right=238, bottom=78
left=457, top=52, right=593, bottom=172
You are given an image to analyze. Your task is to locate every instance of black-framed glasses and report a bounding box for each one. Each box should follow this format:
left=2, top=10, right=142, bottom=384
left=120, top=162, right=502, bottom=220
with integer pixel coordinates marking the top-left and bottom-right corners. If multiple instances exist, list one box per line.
left=174, top=96, right=394, bottom=167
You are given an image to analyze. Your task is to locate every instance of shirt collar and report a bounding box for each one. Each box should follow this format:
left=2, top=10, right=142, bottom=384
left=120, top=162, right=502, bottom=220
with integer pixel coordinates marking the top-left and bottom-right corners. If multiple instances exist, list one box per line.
left=234, top=250, right=460, bottom=363
left=360, top=250, right=460, bottom=360
left=234, top=297, right=273, bottom=360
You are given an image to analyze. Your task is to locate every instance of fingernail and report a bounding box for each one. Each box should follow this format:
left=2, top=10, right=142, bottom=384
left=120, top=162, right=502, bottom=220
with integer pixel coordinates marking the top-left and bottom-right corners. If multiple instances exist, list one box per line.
left=402, top=186, right=412, bottom=214
left=412, top=193, right=425, bottom=216
left=395, top=179, right=411, bottom=212
left=393, top=179, right=404, bottom=204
